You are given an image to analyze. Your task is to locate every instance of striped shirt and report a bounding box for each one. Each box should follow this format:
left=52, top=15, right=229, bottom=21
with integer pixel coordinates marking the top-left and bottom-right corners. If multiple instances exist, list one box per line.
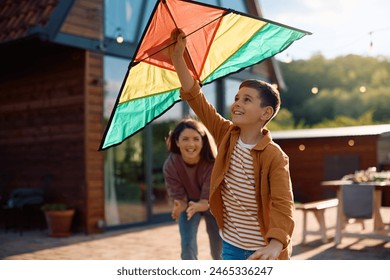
left=221, top=137, right=266, bottom=250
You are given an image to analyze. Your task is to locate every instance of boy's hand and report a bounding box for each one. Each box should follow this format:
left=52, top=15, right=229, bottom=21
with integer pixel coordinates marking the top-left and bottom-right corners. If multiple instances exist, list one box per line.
left=162, top=29, right=195, bottom=92
left=186, top=199, right=209, bottom=220
left=171, top=199, right=187, bottom=221
left=161, top=29, right=186, bottom=62
left=169, top=29, right=187, bottom=62
left=247, top=239, right=283, bottom=260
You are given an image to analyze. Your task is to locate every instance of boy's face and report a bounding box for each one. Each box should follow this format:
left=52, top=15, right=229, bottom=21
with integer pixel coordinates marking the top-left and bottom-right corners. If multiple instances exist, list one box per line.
left=230, top=87, right=272, bottom=128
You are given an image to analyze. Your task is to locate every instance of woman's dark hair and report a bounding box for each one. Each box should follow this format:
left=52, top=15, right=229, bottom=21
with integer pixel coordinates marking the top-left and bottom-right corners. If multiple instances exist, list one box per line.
left=166, top=117, right=217, bottom=162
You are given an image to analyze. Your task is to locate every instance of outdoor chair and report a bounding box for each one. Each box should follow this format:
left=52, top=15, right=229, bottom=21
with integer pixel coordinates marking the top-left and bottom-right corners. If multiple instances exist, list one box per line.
left=339, top=184, right=374, bottom=240
left=3, top=187, right=45, bottom=235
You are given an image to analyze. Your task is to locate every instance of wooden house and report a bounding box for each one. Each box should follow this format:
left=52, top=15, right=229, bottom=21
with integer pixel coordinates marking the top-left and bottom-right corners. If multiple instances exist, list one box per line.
left=0, top=0, right=283, bottom=233
left=272, top=124, right=390, bottom=206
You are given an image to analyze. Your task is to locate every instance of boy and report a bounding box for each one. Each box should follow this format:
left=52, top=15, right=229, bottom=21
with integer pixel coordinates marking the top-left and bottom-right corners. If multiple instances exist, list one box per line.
left=168, top=30, right=294, bottom=260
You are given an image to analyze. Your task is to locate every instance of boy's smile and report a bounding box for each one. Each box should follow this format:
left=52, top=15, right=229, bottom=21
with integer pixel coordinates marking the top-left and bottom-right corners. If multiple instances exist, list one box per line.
left=230, top=87, right=265, bottom=128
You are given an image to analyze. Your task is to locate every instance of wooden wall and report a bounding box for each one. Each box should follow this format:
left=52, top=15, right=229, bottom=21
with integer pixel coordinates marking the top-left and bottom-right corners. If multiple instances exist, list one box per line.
left=0, top=42, right=104, bottom=233
left=274, top=135, right=390, bottom=206
left=84, top=51, right=104, bottom=234
left=60, top=0, right=105, bottom=233
left=61, top=0, right=103, bottom=39
left=0, top=0, right=106, bottom=234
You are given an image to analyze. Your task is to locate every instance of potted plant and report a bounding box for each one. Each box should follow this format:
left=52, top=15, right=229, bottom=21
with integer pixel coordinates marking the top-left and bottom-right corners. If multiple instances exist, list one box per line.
left=41, top=203, right=75, bottom=237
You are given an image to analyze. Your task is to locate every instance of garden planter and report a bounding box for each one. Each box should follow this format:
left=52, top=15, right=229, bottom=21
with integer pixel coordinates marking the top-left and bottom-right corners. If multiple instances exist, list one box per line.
left=44, top=209, right=75, bottom=237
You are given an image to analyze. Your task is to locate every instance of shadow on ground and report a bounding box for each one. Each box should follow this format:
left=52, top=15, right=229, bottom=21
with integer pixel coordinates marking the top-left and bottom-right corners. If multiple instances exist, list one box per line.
left=1, top=218, right=389, bottom=260
left=292, top=238, right=390, bottom=260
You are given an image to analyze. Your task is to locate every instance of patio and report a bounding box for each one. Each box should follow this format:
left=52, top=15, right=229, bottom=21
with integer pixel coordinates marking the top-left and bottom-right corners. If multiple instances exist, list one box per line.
left=1, top=206, right=389, bottom=260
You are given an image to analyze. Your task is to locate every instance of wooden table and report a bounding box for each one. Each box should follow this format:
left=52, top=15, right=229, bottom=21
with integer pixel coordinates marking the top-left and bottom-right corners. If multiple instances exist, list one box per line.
left=321, top=180, right=390, bottom=244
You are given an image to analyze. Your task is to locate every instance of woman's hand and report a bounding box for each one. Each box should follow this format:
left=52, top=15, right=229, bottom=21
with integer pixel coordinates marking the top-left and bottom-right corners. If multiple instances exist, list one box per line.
left=171, top=199, right=187, bottom=221
left=247, top=239, right=283, bottom=260
left=186, top=199, right=209, bottom=220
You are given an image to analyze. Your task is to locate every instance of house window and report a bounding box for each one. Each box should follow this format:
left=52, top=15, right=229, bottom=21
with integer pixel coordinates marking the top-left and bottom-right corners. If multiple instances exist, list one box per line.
left=103, top=55, right=149, bottom=226
left=104, top=0, right=249, bottom=45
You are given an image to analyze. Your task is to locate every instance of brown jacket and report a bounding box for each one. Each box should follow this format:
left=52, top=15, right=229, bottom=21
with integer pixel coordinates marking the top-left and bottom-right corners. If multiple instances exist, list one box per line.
left=180, top=81, right=294, bottom=259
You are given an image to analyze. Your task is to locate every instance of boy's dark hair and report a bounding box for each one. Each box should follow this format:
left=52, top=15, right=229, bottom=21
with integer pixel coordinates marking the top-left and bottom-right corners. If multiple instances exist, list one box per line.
left=239, top=79, right=281, bottom=125
left=166, top=117, right=217, bottom=162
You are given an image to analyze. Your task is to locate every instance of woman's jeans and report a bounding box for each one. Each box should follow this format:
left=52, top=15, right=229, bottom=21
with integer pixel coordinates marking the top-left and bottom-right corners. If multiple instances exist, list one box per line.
left=221, top=240, right=256, bottom=260
left=178, top=209, right=222, bottom=260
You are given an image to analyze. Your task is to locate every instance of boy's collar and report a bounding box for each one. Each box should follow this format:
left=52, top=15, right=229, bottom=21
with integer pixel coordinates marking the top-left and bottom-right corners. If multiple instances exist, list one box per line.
left=231, top=127, right=272, bottom=151
left=252, top=128, right=272, bottom=151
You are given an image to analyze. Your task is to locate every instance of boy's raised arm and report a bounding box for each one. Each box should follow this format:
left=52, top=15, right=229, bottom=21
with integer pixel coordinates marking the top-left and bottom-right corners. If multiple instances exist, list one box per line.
left=169, top=30, right=195, bottom=92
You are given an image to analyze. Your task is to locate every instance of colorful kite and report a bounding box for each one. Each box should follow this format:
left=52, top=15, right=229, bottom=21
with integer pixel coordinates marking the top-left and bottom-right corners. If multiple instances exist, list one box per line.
left=99, top=0, right=310, bottom=150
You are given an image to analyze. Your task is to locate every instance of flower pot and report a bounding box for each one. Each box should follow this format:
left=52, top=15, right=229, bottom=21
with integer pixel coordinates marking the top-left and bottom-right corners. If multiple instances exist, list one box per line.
left=44, top=209, right=75, bottom=237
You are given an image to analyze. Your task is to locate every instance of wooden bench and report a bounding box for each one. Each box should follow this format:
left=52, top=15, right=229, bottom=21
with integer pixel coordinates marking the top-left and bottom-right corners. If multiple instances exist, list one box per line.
left=295, top=198, right=339, bottom=243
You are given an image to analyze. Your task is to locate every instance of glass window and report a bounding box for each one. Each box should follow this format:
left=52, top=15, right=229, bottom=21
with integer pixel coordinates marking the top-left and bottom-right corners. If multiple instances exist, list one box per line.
left=105, top=0, right=155, bottom=43
left=104, top=55, right=148, bottom=226
left=103, top=56, right=128, bottom=118
left=104, top=0, right=249, bottom=45
left=219, top=0, right=247, bottom=12
left=104, top=133, right=147, bottom=226
left=224, top=79, right=241, bottom=118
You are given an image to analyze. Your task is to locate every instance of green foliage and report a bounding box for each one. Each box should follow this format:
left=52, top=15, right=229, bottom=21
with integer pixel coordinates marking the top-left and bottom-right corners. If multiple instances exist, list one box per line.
left=279, top=54, right=390, bottom=128
left=115, top=181, right=142, bottom=202
left=312, top=112, right=375, bottom=128
left=268, top=108, right=297, bottom=130
left=41, top=203, right=68, bottom=211
left=152, top=120, right=176, bottom=168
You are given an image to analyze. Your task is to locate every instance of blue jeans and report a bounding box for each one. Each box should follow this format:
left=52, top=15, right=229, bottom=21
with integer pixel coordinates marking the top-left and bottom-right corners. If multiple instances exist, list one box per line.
left=222, top=240, right=256, bottom=260
left=178, top=209, right=222, bottom=260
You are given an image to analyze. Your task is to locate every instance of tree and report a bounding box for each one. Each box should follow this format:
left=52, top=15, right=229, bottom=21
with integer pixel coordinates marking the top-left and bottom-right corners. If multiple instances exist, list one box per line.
left=279, top=55, right=390, bottom=127
left=268, top=108, right=296, bottom=130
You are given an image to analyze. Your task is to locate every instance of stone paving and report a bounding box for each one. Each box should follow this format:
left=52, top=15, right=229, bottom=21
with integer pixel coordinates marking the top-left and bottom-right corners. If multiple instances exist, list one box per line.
left=1, top=207, right=389, bottom=260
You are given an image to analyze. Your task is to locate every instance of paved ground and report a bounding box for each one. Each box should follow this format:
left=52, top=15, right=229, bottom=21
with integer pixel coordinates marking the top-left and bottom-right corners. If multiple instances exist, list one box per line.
left=1, top=207, right=389, bottom=260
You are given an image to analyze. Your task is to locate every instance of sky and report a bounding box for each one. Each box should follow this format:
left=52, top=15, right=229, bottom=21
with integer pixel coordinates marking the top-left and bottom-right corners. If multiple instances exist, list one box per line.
left=259, top=0, right=390, bottom=61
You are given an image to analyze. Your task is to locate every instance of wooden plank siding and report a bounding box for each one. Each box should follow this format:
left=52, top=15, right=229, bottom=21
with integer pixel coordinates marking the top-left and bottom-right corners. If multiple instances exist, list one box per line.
left=84, top=51, right=104, bottom=234
left=58, top=0, right=105, bottom=233
left=0, top=42, right=104, bottom=233
left=0, top=0, right=106, bottom=234
left=60, top=0, right=103, bottom=40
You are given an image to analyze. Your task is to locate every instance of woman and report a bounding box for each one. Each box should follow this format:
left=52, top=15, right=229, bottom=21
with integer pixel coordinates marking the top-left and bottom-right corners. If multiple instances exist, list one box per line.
left=163, top=117, right=222, bottom=260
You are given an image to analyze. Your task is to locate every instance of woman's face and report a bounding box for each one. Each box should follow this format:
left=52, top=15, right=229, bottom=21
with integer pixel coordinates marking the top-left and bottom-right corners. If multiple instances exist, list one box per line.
left=176, top=128, right=203, bottom=165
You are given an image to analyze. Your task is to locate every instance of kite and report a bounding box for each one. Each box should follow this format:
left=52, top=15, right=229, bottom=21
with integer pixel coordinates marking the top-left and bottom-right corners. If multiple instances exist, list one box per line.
left=99, top=0, right=311, bottom=150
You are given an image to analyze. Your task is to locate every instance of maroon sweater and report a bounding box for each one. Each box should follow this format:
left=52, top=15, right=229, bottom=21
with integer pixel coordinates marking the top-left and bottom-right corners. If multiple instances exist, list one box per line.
left=163, top=153, right=213, bottom=201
